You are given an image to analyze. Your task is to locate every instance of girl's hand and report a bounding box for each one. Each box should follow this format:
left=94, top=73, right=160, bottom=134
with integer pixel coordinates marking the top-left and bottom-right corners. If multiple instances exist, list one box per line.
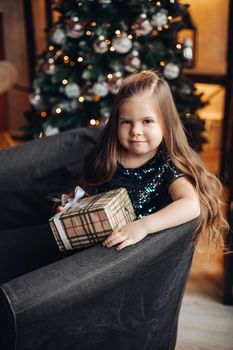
left=56, top=206, right=64, bottom=213
left=102, top=220, right=148, bottom=251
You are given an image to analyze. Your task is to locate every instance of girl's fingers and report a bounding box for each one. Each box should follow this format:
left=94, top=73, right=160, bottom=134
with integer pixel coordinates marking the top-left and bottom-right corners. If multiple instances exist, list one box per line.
left=116, top=240, right=132, bottom=251
left=56, top=206, right=64, bottom=213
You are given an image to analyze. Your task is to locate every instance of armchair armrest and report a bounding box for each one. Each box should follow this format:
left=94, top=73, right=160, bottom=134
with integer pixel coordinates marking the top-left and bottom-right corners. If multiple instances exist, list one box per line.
left=0, top=220, right=197, bottom=350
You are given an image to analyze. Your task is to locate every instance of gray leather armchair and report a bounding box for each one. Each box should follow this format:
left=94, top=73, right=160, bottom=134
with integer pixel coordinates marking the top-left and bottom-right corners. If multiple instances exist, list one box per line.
left=0, top=127, right=196, bottom=350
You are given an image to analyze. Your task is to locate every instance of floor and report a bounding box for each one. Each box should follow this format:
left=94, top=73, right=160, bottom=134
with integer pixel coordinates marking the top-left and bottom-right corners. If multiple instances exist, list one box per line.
left=176, top=144, right=233, bottom=350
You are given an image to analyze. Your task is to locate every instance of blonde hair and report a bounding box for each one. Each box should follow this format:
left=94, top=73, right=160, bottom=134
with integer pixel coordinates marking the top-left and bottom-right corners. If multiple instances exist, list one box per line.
left=84, top=70, right=228, bottom=250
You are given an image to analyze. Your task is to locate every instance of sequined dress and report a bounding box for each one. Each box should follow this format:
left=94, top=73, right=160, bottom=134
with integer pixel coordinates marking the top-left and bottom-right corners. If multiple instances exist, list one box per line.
left=99, top=144, right=184, bottom=219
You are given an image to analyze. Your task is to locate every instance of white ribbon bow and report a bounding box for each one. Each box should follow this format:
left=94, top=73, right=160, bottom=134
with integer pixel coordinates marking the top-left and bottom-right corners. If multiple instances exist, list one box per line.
left=62, top=186, right=86, bottom=209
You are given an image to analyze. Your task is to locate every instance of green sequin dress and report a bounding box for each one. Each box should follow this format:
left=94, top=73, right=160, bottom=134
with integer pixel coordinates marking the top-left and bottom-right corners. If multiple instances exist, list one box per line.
left=99, top=144, right=184, bottom=219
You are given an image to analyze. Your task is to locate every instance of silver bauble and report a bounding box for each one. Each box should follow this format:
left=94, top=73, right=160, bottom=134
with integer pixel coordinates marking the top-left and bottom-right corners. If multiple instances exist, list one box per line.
left=51, top=28, right=66, bottom=45
left=92, top=82, right=109, bottom=97
left=164, top=63, right=180, bottom=79
left=112, top=33, right=132, bottom=54
left=64, top=82, right=81, bottom=98
left=151, top=10, right=168, bottom=27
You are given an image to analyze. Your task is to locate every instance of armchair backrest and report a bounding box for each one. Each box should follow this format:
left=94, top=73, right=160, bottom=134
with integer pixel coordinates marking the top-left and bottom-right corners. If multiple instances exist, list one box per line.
left=0, top=127, right=103, bottom=231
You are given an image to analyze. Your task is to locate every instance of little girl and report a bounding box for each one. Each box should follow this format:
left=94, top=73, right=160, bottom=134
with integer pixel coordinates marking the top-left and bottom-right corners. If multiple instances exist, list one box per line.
left=59, top=70, right=227, bottom=251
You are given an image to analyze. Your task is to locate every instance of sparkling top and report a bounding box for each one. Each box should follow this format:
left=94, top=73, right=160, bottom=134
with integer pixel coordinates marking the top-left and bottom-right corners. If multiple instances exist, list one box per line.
left=99, top=144, right=184, bottom=219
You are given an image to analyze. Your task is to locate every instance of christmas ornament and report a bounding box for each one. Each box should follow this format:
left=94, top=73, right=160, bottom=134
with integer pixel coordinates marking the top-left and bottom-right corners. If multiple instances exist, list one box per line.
left=107, top=72, right=123, bottom=94
left=125, top=51, right=141, bottom=72
left=93, top=36, right=109, bottom=54
left=112, top=33, right=132, bottom=54
left=30, top=93, right=41, bottom=107
left=183, top=38, right=194, bottom=67
left=92, top=81, right=109, bottom=97
left=64, top=82, right=81, bottom=98
left=44, top=125, right=59, bottom=136
left=134, top=14, right=153, bottom=36
left=51, top=27, right=66, bottom=45
left=163, top=63, right=180, bottom=79
left=43, top=62, right=56, bottom=75
left=98, top=0, right=111, bottom=4
left=151, top=10, right=168, bottom=27
left=66, top=17, right=85, bottom=39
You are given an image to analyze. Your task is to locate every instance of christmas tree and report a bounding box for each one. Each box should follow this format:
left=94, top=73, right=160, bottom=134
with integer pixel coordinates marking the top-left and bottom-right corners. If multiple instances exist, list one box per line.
left=25, top=0, right=206, bottom=151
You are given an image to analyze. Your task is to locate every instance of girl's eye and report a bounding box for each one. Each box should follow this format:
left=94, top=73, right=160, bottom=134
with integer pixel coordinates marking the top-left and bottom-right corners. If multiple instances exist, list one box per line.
left=119, top=120, right=130, bottom=125
left=143, top=119, right=154, bottom=124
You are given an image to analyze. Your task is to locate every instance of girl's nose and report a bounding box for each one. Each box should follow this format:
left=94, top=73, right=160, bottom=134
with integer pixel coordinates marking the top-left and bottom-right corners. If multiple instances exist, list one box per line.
left=130, top=124, right=143, bottom=136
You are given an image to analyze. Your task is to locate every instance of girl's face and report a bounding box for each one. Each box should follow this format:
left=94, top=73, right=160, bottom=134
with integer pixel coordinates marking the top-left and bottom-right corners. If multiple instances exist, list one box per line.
left=118, top=91, right=163, bottom=163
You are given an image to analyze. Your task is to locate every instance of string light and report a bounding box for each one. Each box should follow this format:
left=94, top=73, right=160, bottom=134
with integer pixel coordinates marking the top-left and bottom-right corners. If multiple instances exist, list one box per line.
left=77, top=56, right=83, bottom=62
left=91, top=22, right=97, bottom=27
left=70, top=61, right=75, bottom=66
left=86, top=30, right=91, bottom=36
left=90, top=119, right=96, bottom=125
left=128, top=34, right=133, bottom=39
left=164, top=24, right=169, bottom=29
left=39, top=132, right=43, bottom=138
left=110, top=46, right=115, bottom=52
left=62, top=79, right=68, bottom=85
left=87, top=64, right=93, bottom=69
left=160, top=61, right=166, bottom=66
left=168, top=16, right=173, bottom=21
left=176, top=44, right=182, bottom=49
left=40, top=111, right=47, bottom=118
left=79, top=96, right=85, bottom=102
left=48, top=58, right=54, bottom=64
left=56, top=107, right=62, bottom=114
left=186, top=113, right=191, bottom=118
left=107, top=73, right=113, bottom=79
left=99, top=35, right=105, bottom=41
left=156, top=1, right=161, bottom=6
left=105, top=39, right=111, bottom=44
left=157, top=26, right=162, bottom=31
left=49, top=45, right=54, bottom=51
left=64, top=55, right=69, bottom=62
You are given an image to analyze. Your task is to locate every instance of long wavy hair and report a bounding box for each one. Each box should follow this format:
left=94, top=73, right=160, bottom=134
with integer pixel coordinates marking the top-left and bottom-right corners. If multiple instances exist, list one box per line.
left=81, top=70, right=228, bottom=249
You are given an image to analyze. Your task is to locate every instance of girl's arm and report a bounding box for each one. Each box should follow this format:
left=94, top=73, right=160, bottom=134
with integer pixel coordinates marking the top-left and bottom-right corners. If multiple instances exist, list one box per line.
left=103, top=177, right=200, bottom=250
left=141, top=176, right=201, bottom=234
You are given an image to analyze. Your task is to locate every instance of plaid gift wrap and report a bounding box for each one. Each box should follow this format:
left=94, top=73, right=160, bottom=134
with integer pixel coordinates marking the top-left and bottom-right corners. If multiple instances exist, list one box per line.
left=49, top=188, right=136, bottom=252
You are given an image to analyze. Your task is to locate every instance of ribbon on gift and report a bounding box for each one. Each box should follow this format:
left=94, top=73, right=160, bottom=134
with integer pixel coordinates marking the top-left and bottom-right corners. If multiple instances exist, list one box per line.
left=53, top=186, right=86, bottom=250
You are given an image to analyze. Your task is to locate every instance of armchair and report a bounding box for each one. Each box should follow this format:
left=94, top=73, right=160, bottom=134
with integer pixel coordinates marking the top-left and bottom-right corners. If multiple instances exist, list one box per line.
left=0, top=127, right=196, bottom=350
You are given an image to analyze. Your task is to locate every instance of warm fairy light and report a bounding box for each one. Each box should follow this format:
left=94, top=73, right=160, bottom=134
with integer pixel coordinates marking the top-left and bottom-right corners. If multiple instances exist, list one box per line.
left=115, top=30, right=121, bottom=35
left=87, top=64, right=93, bottom=69
left=41, top=111, right=47, bottom=118
left=62, top=79, right=68, bottom=85
left=79, top=96, right=84, bottom=102
left=110, top=46, right=115, bottom=52
left=64, top=55, right=69, bottom=61
left=39, top=132, right=43, bottom=138
left=105, top=39, right=111, bottom=44
left=128, top=34, right=133, bottom=39
left=164, top=24, right=169, bottom=29
left=107, top=73, right=113, bottom=79
left=86, top=30, right=91, bottom=36
left=49, top=45, right=54, bottom=51
left=176, top=43, right=182, bottom=49
left=90, top=119, right=96, bottom=125
left=99, top=35, right=105, bottom=41
left=56, top=107, right=62, bottom=114
left=95, top=120, right=100, bottom=125
left=156, top=1, right=161, bottom=6
left=48, top=58, right=54, bottom=64
left=168, top=16, right=173, bottom=21
left=77, top=56, right=83, bottom=62
left=186, top=113, right=191, bottom=118
left=160, top=61, right=166, bottom=66
left=91, top=22, right=97, bottom=27
left=157, top=26, right=162, bottom=31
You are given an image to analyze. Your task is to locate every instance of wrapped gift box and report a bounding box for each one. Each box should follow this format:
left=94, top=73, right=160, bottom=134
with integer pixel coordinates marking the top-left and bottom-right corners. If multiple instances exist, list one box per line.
left=49, top=188, right=136, bottom=252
